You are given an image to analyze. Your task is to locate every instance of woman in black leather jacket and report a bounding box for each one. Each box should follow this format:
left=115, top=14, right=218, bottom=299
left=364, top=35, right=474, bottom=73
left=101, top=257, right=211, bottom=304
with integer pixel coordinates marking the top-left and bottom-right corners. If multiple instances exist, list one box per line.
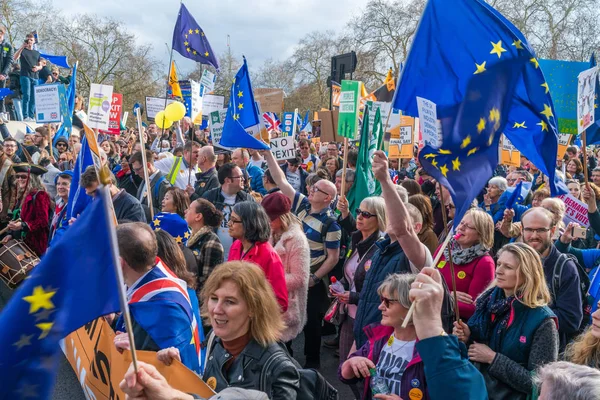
left=124, top=261, right=301, bottom=399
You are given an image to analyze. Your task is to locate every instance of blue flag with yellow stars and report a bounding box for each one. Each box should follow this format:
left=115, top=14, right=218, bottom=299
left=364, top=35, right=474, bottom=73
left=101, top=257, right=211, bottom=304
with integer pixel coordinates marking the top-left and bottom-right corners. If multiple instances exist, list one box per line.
left=0, top=189, right=120, bottom=399
left=395, top=0, right=562, bottom=197
left=151, top=212, right=191, bottom=245
left=219, top=58, right=269, bottom=150
left=171, top=3, right=219, bottom=70
left=585, top=53, right=600, bottom=145
left=505, top=181, right=532, bottom=210
left=419, top=57, right=527, bottom=229
left=53, top=62, right=77, bottom=146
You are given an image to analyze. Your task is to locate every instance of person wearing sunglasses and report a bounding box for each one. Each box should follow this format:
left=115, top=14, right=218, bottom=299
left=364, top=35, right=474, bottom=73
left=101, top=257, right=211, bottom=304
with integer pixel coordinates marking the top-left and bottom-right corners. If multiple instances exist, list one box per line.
left=1, top=163, right=50, bottom=257
left=340, top=273, right=430, bottom=400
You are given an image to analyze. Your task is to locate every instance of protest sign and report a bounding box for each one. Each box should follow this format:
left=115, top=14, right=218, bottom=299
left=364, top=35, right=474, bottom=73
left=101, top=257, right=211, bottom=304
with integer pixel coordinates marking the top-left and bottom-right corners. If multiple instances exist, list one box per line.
left=63, top=318, right=215, bottom=400
left=388, top=116, right=414, bottom=159
left=281, top=112, right=295, bottom=136
left=337, top=80, right=361, bottom=139
left=311, top=120, right=322, bottom=139
left=254, top=88, right=284, bottom=113
left=318, top=110, right=339, bottom=143
left=87, top=83, right=113, bottom=130
left=202, top=94, right=224, bottom=116
left=577, top=66, right=598, bottom=134
left=557, top=133, right=572, bottom=159
left=269, top=136, right=296, bottom=161
left=416, top=96, right=440, bottom=148
left=200, top=69, right=216, bottom=92
left=368, top=101, right=391, bottom=133
left=145, top=96, right=177, bottom=120
left=331, top=82, right=341, bottom=108
left=108, top=93, right=123, bottom=134
left=500, top=135, right=520, bottom=167
left=558, top=194, right=590, bottom=228
left=34, top=83, right=62, bottom=123
left=191, top=80, right=203, bottom=124
left=210, top=109, right=227, bottom=144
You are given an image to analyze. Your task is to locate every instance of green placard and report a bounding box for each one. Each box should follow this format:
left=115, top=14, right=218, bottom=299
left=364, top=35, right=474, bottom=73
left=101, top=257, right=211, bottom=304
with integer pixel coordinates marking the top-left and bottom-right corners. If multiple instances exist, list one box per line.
left=337, top=80, right=361, bottom=139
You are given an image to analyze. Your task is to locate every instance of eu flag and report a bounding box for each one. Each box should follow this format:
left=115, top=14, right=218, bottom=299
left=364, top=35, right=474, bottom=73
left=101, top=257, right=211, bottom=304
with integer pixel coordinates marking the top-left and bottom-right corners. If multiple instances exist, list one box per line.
left=53, top=62, right=77, bottom=145
left=67, top=124, right=93, bottom=220
left=172, top=3, right=219, bottom=70
left=395, top=0, right=562, bottom=196
left=585, top=53, right=600, bottom=145
left=219, top=58, right=269, bottom=150
left=0, top=189, right=120, bottom=399
left=419, top=57, right=527, bottom=229
left=505, top=181, right=532, bottom=210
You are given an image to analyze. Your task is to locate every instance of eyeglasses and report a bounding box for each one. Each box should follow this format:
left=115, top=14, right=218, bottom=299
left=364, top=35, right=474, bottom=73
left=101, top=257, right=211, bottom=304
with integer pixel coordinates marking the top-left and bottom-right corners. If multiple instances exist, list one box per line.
left=506, top=178, right=517, bottom=183
left=311, top=185, right=330, bottom=196
left=356, top=208, right=376, bottom=219
left=56, top=143, right=67, bottom=147
left=132, top=165, right=143, bottom=174
left=523, top=227, right=551, bottom=234
left=458, top=221, right=476, bottom=230
left=380, top=296, right=399, bottom=308
left=229, top=175, right=245, bottom=181
left=228, top=218, right=242, bottom=225
left=15, top=174, right=28, bottom=180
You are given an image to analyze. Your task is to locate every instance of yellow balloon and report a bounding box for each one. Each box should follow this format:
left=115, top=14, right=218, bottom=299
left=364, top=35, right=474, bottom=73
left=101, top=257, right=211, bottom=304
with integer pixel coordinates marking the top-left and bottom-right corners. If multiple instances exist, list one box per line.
left=155, top=111, right=173, bottom=129
left=164, top=101, right=186, bottom=121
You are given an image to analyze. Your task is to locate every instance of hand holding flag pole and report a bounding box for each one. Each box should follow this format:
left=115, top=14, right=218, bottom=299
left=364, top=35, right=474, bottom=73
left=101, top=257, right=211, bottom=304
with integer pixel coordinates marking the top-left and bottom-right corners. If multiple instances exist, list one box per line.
left=135, top=109, right=154, bottom=220
left=438, top=183, right=460, bottom=323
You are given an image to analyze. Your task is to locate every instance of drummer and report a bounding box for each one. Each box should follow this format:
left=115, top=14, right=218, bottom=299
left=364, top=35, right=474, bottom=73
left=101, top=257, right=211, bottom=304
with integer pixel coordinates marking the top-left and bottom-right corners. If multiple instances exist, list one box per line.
left=1, top=163, right=51, bottom=257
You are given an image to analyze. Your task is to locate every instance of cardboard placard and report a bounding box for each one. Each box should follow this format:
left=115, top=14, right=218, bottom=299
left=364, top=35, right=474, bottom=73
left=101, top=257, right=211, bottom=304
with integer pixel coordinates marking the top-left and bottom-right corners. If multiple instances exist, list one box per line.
left=389, top=116, right=414, bottom=158
left=202, top=94, right=224, bottom=116
left=200, top=69, right=217, bottom=92
left=416, top=96, right=441, bottom=148
left=269, top=136, right=296, bottom=160
left=87, top=83, right=113, bottom=130
left=557, top=133, right=572, bottom=159
left=577, top=66, right=598, bottom=134
left=210, top=109, right=227, bottom=144
left=145, top=96, right=177, bottom=120
left=558, top=194, right=590, bottom=228
left=318, top=110, right=339, bottom=143
left=34, top=83, right=63, bottom=123
left=254, top=88, right=284, bottom=114
left=337, top=80, right=361, bottom=139
left=63, top=318, right=215, bottom=400
left=107, top=93, right=123, bottom=134
left=499, top=135, right=521, bottom=167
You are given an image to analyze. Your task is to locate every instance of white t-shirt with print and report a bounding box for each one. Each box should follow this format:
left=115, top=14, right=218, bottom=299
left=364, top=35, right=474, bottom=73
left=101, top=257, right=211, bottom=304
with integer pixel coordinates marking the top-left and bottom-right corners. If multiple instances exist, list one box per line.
left=376, top=334, right=416, bottom=396
left=286, top=168, right=302, bottom=192
left=217, top=192, right=237, bottom=259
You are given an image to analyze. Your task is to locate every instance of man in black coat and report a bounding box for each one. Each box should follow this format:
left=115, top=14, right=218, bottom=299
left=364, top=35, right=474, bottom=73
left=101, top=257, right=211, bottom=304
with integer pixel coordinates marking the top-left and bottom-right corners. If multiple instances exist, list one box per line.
left=192, top=145, right=219, bottom=200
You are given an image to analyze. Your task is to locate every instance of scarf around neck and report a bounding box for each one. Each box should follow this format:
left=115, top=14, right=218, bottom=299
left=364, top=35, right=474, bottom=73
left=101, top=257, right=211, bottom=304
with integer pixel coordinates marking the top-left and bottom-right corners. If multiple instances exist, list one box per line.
left=443, top=239, right=488, bottom=265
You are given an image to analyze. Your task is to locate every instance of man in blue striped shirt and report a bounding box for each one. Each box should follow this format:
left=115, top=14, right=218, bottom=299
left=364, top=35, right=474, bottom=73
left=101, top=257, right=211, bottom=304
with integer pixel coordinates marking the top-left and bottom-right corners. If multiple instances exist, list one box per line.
left=264, top=149, right=341, bottom=368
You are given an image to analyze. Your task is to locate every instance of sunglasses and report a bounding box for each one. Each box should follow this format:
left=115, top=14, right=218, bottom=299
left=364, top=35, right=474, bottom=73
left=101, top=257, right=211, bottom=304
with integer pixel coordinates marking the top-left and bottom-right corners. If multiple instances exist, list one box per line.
left=356, top=208, right=375, bottom=219
left=57, top=143, right=67, bottom=147
left=15, top=174, right=28, bottom=180
left=380, top=296, right=399, bottom=308
left=228, top=218, right=242, bottom=225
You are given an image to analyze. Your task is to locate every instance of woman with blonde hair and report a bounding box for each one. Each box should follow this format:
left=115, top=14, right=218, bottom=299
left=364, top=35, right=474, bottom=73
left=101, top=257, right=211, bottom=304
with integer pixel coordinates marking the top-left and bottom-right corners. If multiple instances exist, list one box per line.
left=565, top=302, right=600, bottom=368
left=454, top=242, right=559, bottom=399
left=541, top=197, right=566, bottom=237
left=435, top=208, right=496, bottom=320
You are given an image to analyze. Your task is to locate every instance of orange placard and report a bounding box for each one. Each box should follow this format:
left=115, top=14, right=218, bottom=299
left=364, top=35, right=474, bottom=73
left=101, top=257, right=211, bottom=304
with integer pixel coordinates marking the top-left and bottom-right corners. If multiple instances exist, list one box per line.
left=499, top=135, right=520, bottom=167
left=557, top=133, right=572, bottom=160
left=63, top=318, right=215, bottom=399
left=388, top=116, right=414, bottom=159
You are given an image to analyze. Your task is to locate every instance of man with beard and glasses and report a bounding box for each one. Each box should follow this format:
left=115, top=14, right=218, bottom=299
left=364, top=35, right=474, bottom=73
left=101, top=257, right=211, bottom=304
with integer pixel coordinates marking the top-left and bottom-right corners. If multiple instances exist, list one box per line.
left=520, top=207, right=583, bottom=351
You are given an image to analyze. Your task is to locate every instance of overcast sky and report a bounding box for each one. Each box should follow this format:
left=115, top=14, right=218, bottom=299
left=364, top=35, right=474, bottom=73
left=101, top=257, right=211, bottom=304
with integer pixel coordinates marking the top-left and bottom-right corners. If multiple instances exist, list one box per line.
left=51, top=0, right=365, bottom=73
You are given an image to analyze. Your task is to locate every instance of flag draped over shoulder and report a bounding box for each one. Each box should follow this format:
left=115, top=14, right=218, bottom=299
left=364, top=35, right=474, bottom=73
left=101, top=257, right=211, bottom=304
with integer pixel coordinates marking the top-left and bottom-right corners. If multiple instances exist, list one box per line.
left=0, top=191, right=120, bottom=399
left=53, top=62, right=77, bottom=145
left=418, top=57, right=528, bottom=229
left=169, top=61, right=183, bottom=99
left=219, top=58, right=268, bottom=150
left=171, top=3, right=219, bottom=70
left=585, top=53, right=600, bottom=145
left=394, top=0, right=562, bottom=196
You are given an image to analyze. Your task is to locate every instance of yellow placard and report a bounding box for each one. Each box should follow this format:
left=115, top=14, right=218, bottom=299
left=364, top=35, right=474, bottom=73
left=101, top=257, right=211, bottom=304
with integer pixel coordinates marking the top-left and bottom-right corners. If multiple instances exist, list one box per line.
left=557, top=133, right=572, bottom=160
left=500, top=135, right=520, bottom=167
left=388, top=116, right=414, bottom=159
left=63, top=318, right=215, bottom=399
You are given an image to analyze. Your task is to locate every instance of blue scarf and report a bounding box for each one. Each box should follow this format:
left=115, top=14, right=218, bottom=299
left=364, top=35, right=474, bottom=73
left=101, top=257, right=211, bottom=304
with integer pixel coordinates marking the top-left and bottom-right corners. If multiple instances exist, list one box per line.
left=468, top=287, right=515, bottom=351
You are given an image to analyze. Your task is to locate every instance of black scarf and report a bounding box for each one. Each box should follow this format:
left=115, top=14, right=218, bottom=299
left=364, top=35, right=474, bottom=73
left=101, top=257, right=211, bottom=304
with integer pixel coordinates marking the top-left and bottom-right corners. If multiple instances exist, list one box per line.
left=469, top=287, right=515, bottom=351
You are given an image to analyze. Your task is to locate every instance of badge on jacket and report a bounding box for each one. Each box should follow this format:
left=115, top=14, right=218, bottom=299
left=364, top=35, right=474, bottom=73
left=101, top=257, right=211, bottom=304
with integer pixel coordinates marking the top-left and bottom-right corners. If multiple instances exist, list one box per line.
left=206, top=376, right=217, bottom=390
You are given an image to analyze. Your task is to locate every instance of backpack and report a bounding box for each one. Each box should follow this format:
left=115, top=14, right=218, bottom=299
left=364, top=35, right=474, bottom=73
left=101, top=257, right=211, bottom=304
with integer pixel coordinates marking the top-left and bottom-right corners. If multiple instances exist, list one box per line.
left=550, top=253, right=592, bottom=333
left=259, top=344, right=338, bottom=400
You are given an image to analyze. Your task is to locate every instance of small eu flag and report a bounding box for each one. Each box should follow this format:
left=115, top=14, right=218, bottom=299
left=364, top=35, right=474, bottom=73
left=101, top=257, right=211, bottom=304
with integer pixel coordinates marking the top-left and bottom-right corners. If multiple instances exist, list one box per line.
left=505, top=181, right=532, bottom=210
left=395, top=0, right=562, bottom=197
left=219, top=58, right=269, bottom=150
left=171, top=3, right=219, bottom=70
left=0, top=189, right=120, bottom=398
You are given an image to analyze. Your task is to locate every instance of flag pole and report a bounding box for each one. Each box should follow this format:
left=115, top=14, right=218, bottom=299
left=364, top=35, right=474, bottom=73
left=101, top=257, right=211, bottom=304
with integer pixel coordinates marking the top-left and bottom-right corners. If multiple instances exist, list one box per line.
left=161, top=0, right=183, bottom=141
left=437, top=182, right=460, bottom=323
left=582, top=130, right=589, bottom=185
left=135, top=109, right=154, bottom=220
left=340, top=138, right=349, bottom=198
left=98, top=167, right=139, bottom=373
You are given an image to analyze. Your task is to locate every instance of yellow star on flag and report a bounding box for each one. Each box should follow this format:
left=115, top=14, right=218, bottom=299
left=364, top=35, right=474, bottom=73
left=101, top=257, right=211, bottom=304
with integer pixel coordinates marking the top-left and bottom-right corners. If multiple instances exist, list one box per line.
left=237, top=90, right=243, bottom=98
left=467, top=147, right=479, bottom=156
left=424, top=153, right=436, bottom=159
left=184, top=231, right=190, bottom=239
left=490, top=40, right=507, bottom=58
left=512, top=39, right=524, bottom=50
left=13, top=334, right=33, bottom=350
left=513, top=121, right=527, bottom=129
left=477, top=118, right=486, bottom=133
left=186, top=48, right=191, bottom=53
left=192, top=50, right=197, bottom=55
left=460, top=136, right=471, bottom=149
left=188, top=29, right=193, bottom=34
left=153, top=219, right=161, bottom=227
left=541, top=82, right=549, bottom=94
left=204, top=51, right=209, bottom=57
left=438, top=149, right=452, bottom=155
left=431, top=159, right=438, bottom=168
left=238, top=103, right=244, bottom=110
left=541, top=104, right=554, bottom=119
left=489, top=108, right=500, bottom=123
left=175, top=236, right=183, bottom=244
left=36, top=322, right=54, bottom=339
left=530, top=58, right=539, bottom=69
left=184, top=41, right=189, bottom=46
left=440, top=164, right=449, bottom=177
left=474, top=61, right=487, bottom=75
left=23, top=286, right=56, bottom=314
left=195, top=29, right=200, bottom=34
left=233, top=114, right=240, bottom=121
left=537, top=120, right=548, bottom=132
left=452, top=157, right=461, bottom=171
left=487, top=133, right=495, bottom=146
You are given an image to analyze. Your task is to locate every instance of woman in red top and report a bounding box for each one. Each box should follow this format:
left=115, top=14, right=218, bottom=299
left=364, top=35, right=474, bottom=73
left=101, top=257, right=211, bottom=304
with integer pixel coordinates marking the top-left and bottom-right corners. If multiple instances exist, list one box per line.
left=435, top=208, right=495, bottom=320
left=227, top=201, right=289, bottom=312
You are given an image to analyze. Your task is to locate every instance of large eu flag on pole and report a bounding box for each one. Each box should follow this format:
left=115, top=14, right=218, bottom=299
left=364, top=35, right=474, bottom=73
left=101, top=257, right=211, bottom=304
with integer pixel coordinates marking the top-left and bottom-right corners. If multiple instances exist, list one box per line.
left=172, top=3, right=219, bottom=70
left=419, top=57, right=527, bottom=228
left=0, top=190, right=120, bottom=399
left=395, top=0, right=562, bottom=196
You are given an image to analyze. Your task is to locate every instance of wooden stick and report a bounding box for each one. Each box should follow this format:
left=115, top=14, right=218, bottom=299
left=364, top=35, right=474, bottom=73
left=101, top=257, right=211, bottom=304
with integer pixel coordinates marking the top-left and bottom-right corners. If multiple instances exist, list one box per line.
left=340, top=138, right=349, bottom=197
left=438, top=183, right=461, bottom=323
left=135, top=109, right=154, bottom=220
left=582, top=130, right=589, bottom=185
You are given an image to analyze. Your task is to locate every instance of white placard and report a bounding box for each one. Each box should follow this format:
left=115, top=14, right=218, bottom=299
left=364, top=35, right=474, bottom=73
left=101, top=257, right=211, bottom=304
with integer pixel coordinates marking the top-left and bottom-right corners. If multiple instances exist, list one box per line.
left=209, top=109, right=227, bottom=144
left=34, top=83, right=61, bottom=123
left=269, top=136, right=296, bottom=161
left=416, top=96, right=441, bottom=148
left=557, top=194, right=590, bottom=228
left=202, top=94, right=225, bottom=116
left=399, top=125, right=413, bottom=145
left=200, top=69, right=216, bottom=92
left=368, top=101, right=392, bottom=133
left=577, top=66, right=598, bottom=134
left=191, top=80, right=203, bottom=124
left=87, top=83, right=113, bottom=130
left=558, top=133, right=571, bottom=146
left=145, top=97, right=177, bottom=120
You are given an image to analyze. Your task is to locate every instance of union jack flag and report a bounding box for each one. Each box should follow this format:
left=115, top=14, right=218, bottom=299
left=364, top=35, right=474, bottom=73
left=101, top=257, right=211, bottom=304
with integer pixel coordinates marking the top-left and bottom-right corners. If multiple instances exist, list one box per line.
left=262, top=112, right=281, bottom=132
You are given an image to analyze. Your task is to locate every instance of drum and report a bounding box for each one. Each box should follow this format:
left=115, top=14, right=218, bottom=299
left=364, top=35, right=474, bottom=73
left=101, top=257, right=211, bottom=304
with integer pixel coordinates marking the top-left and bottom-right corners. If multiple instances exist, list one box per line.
left=0, top=239, right=39, bottom=289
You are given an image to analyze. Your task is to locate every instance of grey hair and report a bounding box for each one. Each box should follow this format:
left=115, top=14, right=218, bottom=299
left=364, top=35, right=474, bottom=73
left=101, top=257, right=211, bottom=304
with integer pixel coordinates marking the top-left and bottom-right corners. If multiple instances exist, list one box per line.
left=306, top=173, right=323, bottom=187
left=405, top=203, right=422, bottom=226
left=533, top=361, right=600, bottom=400
left=488, top=176, right=507, bottom=192
left=394, top=185, right=409, bottom=204
left=232, top=201, right=271, bottom=243
left=377, top=273, right=417, bottom=309
left=360, top=196, right=387, bottom=232
left=336, top=168, right=355, bottom=183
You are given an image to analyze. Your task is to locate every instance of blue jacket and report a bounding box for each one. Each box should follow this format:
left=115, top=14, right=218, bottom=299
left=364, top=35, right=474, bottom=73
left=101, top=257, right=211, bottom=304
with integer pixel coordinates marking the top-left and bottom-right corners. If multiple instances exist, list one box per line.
left=353, top=236, right=409, bottom=348
left=479, top=195, right=506, bottom=224
left=246, top=164, right=266, bottom=195
left=416, top=336, right=488, bottom=400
